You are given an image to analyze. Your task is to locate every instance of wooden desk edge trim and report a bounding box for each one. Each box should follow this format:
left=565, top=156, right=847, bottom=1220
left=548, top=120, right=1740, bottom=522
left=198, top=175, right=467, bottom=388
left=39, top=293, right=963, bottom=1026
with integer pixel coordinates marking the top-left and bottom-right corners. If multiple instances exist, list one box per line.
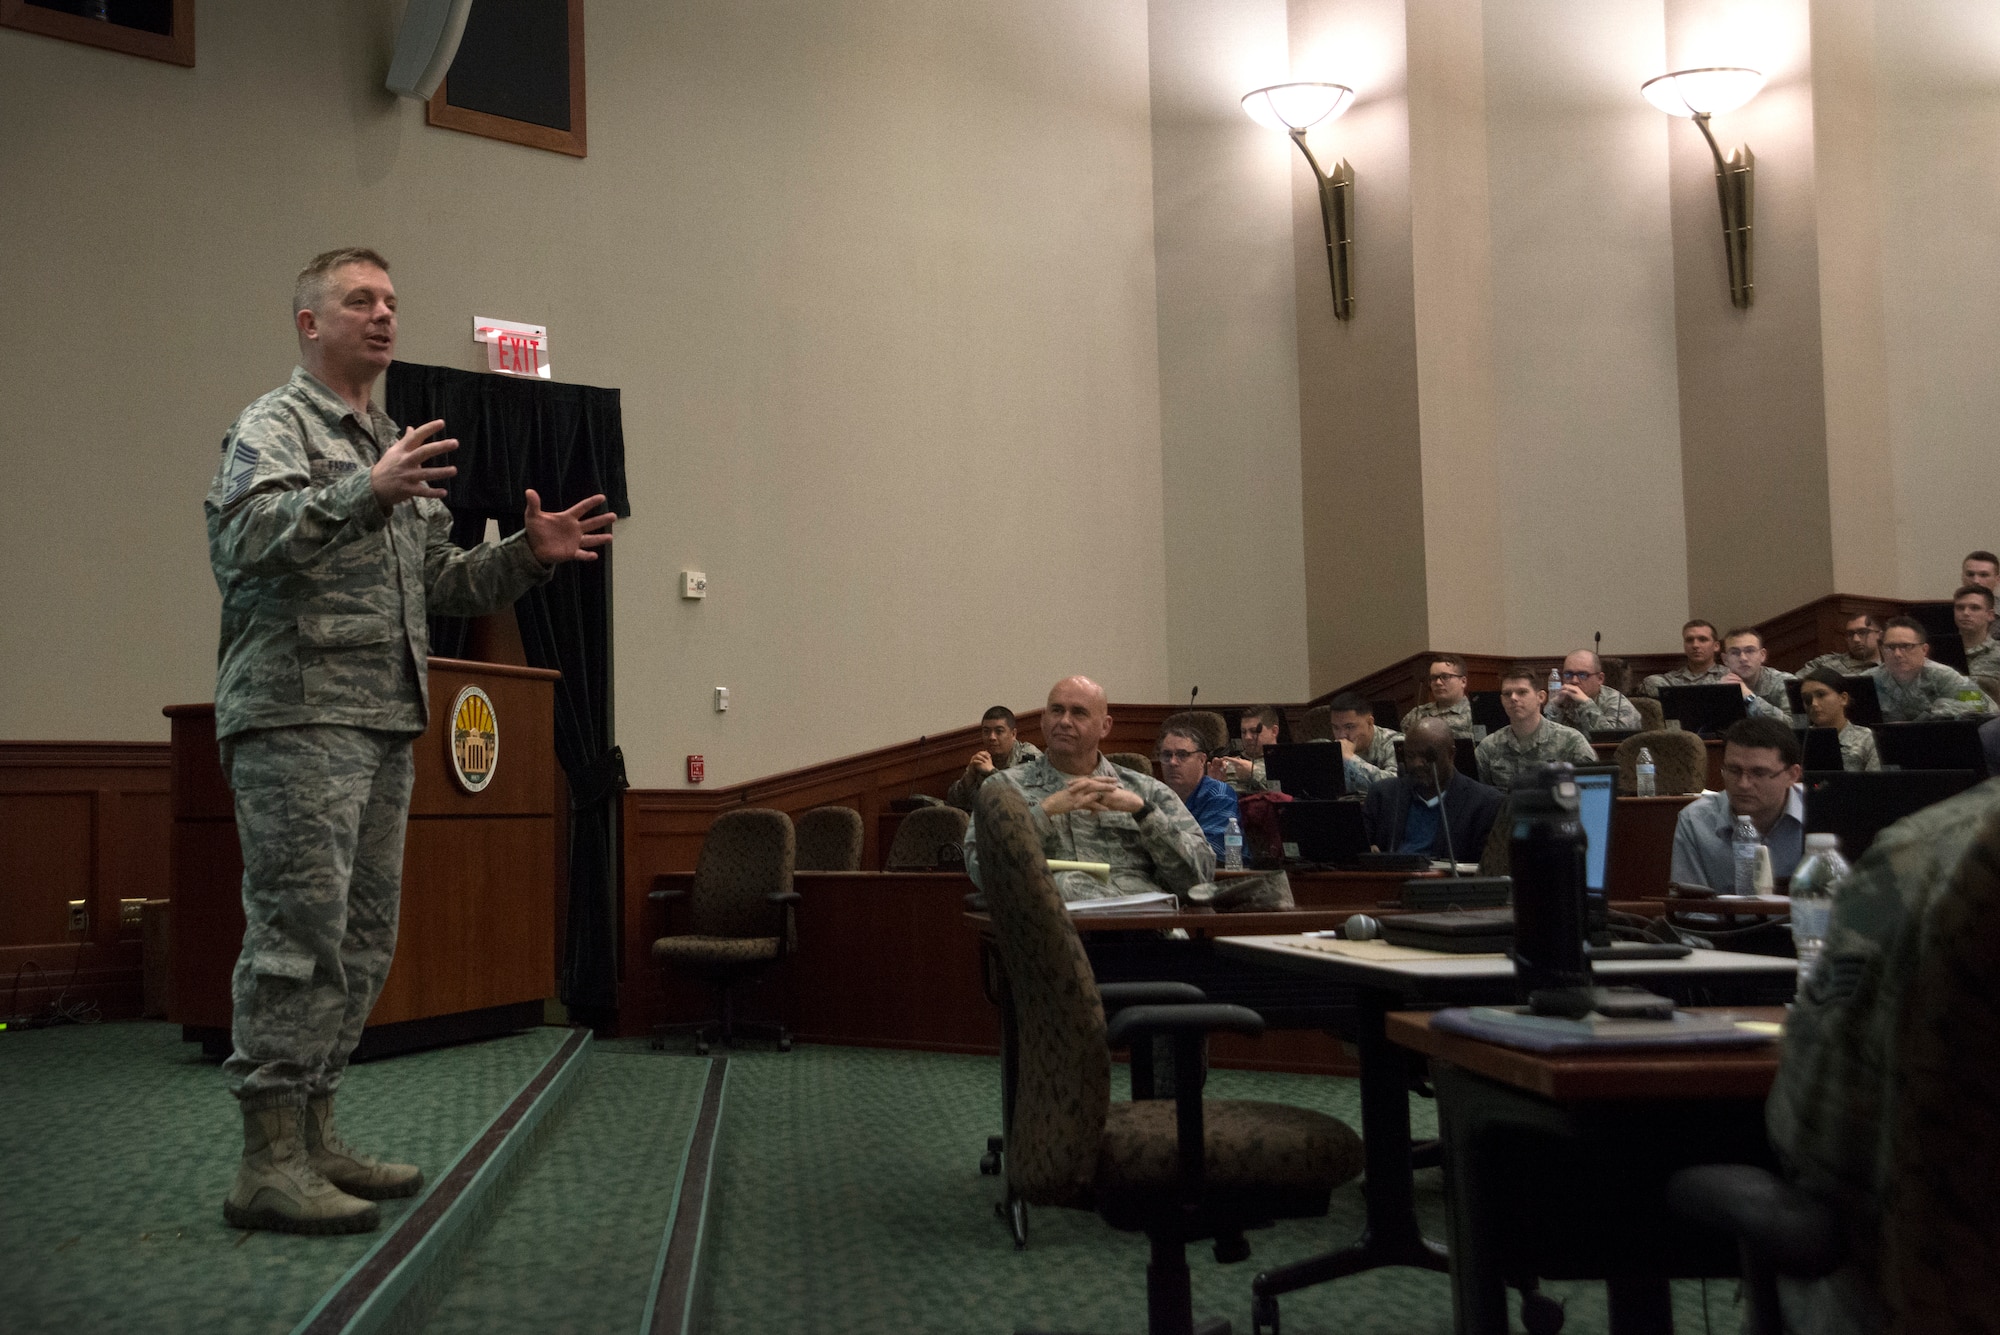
left=1385, top=1009, right=1785, bottom=1100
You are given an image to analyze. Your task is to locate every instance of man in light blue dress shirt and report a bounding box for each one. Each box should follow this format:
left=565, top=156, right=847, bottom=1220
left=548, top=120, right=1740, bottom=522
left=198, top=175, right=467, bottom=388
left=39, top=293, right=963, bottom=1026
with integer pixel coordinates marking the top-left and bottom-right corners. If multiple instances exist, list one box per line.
left=1670, top=718, right=1807, bottom=890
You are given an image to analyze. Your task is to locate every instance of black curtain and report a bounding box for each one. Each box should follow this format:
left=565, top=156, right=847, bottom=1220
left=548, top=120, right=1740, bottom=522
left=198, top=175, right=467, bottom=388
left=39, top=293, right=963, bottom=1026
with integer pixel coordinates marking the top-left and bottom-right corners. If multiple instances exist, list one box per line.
left=385, top=361, right=631, bottom=1020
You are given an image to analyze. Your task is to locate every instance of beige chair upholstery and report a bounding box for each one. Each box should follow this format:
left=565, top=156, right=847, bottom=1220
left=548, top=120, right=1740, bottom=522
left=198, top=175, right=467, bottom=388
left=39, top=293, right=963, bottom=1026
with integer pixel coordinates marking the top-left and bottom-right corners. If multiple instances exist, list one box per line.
left=973, top=779, right=1363, bottom=1333
left=1160, top=710, right=1230, bottom=758
left=649, top=807, right=798, bottom=1054
left=1295, top=705, right=1333, bottom=743
left=795, top=804, right=863, bottom=871
left=884, top=803, right=970, bottom=871
left=1613, top=729, right=1707, bottom=796
left=1106, top=751, right=1156, bottom=777
left=1631, top=694, right=1666, bottom=732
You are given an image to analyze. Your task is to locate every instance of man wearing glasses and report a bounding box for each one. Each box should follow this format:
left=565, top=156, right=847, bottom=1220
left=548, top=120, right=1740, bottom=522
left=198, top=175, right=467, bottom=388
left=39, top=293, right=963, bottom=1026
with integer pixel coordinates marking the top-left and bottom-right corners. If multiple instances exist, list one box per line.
left=1639, top=619, right=1729, bottom=697
left=1544, top=649, right=1643, bottom=733
left=1801, top=612, right=1884, bottom=678
left=1152, top=718, right=1239, bottom=858
left=1871, top=617, right=1997, bottom=721
left=1400, top=655, right=1477, bottom=738
left=1719, top=627, right=1794, bottom=720
left=1669, top=718, right=1808, bottom=890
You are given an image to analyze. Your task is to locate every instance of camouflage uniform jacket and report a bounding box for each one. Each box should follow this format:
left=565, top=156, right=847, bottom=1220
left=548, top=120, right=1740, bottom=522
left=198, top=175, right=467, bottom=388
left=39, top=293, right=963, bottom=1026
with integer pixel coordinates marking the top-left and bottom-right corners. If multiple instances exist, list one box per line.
left=965, top=752, right=1216, bottom=900
left=1741, top=667, right=1795, bottom=719
left=1544, top=684, right=1642, bottom=734
left=1399, top=698, right=1475, bottom=739
left=945, top=740, right=1043, bottom=812
left=1474, top=719, right=1597, bottom=792
left=1868, top=661, right=1998, bottom=722
left=1766, top=778, right=2000, bottom=1335
left=1800, top=652, right=1881, bottom=679
left=1838, top=723, right=1881, bottom=772
left=1344, top=726, right=1402, bottom=790
left=1638, top=663, right=1727, bottom=698
left=1964, top=634, right=2000, bottom=682
left=205, top=368, right=553, bottom=739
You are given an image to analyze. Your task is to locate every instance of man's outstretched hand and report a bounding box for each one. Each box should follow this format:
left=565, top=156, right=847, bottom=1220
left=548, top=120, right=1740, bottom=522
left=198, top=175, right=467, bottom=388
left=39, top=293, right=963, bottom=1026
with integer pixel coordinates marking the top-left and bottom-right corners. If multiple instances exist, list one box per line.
left=371, top=420, right=458, bottom=510
left=524, top=489, right=616, bottom=565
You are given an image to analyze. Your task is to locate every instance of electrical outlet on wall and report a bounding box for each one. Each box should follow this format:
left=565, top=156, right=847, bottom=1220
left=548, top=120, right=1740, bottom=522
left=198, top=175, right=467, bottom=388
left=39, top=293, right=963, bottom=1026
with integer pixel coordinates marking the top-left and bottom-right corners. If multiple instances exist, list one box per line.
left=67, top=900, right=88, bottom=934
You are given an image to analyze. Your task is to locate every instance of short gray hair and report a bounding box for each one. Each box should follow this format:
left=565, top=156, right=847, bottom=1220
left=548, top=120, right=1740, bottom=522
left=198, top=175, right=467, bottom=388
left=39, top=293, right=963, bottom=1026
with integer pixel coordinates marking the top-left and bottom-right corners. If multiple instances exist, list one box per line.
left=294, top=247, right=390, bottom=316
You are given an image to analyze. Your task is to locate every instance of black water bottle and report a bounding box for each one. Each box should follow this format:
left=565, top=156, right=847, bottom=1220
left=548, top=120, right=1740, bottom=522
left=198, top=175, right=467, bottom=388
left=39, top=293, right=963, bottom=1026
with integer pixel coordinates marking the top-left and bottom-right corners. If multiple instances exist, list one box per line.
left=1508, top=763, right=1593, bottom=1004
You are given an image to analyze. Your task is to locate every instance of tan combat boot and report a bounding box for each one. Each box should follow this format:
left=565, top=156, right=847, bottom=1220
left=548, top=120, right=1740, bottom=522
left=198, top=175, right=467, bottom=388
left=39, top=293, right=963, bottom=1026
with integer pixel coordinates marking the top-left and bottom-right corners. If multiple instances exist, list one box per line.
left=223, top=1099, right=380, bottom=1235
left=304, top=1095, right=424, bottom=1201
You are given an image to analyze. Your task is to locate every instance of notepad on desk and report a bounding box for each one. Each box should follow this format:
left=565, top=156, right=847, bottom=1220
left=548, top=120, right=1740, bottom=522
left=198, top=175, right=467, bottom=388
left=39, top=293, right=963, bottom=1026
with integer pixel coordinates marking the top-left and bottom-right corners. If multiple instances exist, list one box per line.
left=1430, top=1006, right=1779, bottom=1053
left=1066, top=889, right=1178, bottom=915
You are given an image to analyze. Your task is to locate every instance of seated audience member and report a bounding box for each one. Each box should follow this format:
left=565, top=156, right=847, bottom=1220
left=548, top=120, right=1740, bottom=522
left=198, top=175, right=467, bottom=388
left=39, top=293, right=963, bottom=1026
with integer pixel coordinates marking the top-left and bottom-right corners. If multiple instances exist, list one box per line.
left=1669, top=717, right=1807, bottom=890
left=1545, top=649, right=1643, bottom=733
left=1953, top=584, right=2000, bottom=679
left=1961, top=548, right=1999, bottom=595
left=1767, top=776, right=2000, bottom=1335
left=1325, top=691, right=1400, bottom=790
left=1640, top=620, right=1728, bottom=697
left=1801, top=612, right=1884, bottom=677
left=1799, top=666, right=1881, bottom=772
left=1362, top=718, right=1503, bottom=861
left=1871, top=616, right=1998, bottom=721
left=1214, top=704, right=1281, bottom=792
left=1478, top=666, right=1599, bottom=790
left=945, top=706, right=1043, bottom=811
left=1153, top=715, right=1239, bottom=858
left=1399, top=655, right=1476, bottom=738
left=1719, top=627, right=1794, bottom=720
left=963, top=675, right=1213, bottom=902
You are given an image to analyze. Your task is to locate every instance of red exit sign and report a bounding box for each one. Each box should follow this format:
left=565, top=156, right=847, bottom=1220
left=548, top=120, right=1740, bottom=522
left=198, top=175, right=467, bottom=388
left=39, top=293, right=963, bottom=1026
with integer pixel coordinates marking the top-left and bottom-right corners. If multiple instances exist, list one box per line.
left=473, top=317, right=552, bottom=380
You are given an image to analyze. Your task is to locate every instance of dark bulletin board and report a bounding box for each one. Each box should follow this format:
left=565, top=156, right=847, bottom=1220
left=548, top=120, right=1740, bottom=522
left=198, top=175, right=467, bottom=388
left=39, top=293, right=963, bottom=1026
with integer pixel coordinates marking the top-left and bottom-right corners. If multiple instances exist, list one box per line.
left=429, top=0, right=586, bottom=158
left=0, top=0, right=194, bottom=65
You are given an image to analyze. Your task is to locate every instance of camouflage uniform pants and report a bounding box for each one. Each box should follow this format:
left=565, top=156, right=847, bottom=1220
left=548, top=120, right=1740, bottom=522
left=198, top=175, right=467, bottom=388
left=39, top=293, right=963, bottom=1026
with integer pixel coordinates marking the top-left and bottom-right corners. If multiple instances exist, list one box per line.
left=219, top=725, right=414, bottom=1108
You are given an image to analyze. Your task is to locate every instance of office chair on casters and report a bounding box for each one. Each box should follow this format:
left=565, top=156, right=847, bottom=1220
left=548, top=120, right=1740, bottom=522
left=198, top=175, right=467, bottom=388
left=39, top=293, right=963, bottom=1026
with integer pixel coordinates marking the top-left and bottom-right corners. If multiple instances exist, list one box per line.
left=795, top=804, right=863, bottom=871
left=1668, top=797, right=2000, bottom=1334
left=885, top=804, right=970, bottom=870
left=649, top=807, right=799, bottom=1055
left=974, top=781, right=1364, bottom=1335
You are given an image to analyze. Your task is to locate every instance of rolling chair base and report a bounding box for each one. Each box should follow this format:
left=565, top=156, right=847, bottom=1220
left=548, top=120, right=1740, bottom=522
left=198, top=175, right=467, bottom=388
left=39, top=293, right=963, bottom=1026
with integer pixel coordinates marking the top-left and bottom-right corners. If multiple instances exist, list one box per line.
left=649, top=1018, right=792, bottom=1055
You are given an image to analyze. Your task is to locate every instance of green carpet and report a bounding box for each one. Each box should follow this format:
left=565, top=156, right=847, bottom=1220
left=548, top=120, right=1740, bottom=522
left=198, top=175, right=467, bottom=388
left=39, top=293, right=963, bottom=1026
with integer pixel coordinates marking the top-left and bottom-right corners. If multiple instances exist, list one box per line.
left=418, top=1047, right=709, bottom=1335
left=0, top=1020, right=567, bottom=1335
left=694, top=1046, right=1744, bottom=1335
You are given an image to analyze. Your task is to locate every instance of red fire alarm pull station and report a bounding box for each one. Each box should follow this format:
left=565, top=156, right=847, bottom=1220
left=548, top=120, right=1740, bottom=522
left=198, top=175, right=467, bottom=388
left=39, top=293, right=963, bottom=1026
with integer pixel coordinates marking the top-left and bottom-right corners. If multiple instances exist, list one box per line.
left=687, top=754, right=705, bottom=783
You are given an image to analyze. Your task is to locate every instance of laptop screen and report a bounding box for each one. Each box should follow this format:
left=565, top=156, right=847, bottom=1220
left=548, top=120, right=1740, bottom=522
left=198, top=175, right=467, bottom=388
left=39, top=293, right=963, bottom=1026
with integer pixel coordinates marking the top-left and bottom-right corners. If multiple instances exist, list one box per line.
left=1572, top=768, right=1616, bottom=892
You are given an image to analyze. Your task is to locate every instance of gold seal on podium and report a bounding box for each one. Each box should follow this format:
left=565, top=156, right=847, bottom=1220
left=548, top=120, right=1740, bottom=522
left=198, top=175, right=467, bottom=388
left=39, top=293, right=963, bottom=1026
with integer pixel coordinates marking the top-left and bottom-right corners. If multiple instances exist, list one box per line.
left=449, top=685, right=498, bottom=793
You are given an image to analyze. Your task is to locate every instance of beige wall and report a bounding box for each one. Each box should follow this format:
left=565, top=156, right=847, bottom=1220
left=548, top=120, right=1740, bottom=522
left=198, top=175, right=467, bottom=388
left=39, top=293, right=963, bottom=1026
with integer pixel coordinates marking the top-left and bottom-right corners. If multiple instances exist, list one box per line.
left=1149, top=0, right=1310, bottom=704
left=0, top=0, right=1171, bottom=786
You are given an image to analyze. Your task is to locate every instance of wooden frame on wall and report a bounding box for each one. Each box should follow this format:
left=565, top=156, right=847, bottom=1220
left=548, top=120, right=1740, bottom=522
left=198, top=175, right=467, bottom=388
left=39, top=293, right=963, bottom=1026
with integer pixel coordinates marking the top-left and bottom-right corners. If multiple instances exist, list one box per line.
left=0, top=0, right=194, bottom=66
left=427, top=0, right=587, bottom=159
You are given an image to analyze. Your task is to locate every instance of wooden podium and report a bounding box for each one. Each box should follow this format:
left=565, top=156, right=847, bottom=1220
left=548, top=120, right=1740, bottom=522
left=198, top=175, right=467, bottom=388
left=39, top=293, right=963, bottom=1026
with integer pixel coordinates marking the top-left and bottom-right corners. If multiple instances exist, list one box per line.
left=165, top=658, right=561, bottom=1058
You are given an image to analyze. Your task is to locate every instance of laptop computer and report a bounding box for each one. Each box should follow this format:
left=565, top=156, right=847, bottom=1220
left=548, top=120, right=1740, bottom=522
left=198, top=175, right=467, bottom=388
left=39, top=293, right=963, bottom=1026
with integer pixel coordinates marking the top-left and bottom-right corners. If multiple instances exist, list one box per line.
left=1874, top=720, right=1990, bottom=774
left=1262, top=742, right=1346, bottom=800
left=1797, top=726, right=1846, bottom=772
left=1657, top=683, right=1748, bottom=736
left=1275, top=799, right=1370, bottom=868
left=1468, top=690, right=1509, bottom=735
left=1804, top=768, right=1985, bottom=857
left=1906, top=602, right=1969, bottom=673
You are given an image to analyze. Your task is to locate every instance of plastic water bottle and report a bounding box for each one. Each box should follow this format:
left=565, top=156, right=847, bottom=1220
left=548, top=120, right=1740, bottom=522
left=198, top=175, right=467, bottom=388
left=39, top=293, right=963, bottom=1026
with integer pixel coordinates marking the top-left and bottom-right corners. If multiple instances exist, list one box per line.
left=1548, top=667, right=1562, bottom=697
left=1222, top=818, right=1245, bottom=871
left=1789, top=833, right=1848, bottom=981
left=1732, top=815, right=1761, bottom=894
left=1635, top=747, right=1656, bottom=797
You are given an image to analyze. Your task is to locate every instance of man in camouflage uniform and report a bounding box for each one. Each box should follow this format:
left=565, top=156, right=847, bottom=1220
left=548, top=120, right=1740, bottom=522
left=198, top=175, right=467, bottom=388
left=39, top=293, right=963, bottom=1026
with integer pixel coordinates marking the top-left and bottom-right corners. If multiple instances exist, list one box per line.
left=1870, top=616, right=1996, bottom=722
left=1325, top=691, right=1400, bottom=790
left=1214, top=704, right=1282, bottom=792
left=945, top=705, right=1042, bottom=811
left=1767, top=776, right=2000, bottom=1334
left=1719, top=627, right=1794, bottom=721
left=1800, top=611, right=1883, bottom=678
left=1400, top=654, right=1476, bottom=738
left=1476, top=666, right=1597, bottom=791
left=206, top=249, right=614, bottom=1235
left=1544, top=649, right=1643, bottom=733
left=1951, top=584, right=2000, bottom=680
left=1639, top=619, right=1728, bottom=697
left=963, top=675, right=1214, bottom=902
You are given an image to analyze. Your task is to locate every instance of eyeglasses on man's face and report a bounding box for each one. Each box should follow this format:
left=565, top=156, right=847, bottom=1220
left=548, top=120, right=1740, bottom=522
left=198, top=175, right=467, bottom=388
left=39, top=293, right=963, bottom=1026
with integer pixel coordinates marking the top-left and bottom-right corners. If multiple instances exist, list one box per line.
left=1427, top=671, right=1464, bottom=684
left=1155, top=748, right=1202, bottom=765
left=1882, top=640, right=1925, bottom=655
left=1559, top=669, right=1599, bottom=682
left=1720, top=763, right=1790, bottom=783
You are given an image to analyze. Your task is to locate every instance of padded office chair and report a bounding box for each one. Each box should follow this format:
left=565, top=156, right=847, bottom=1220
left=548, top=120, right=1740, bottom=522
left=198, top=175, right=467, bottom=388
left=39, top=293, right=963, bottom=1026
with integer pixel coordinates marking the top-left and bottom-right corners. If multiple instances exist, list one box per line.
left=885, top=803, right=970, bottom=870
left=974, top=780, right=1364, bottom=1335
left=1478, top=794, right=1513, bottom=877
left=1630, top=694, right=1665, bottom=732
left=1613, top=729, right=1706, bottom=795
left=1107, top=751, right=1157, bottom=777
left=650, top=807, right=799, bottom=1055
left=1293, top=705, right=1332, bottom=743
left=1160, top=710, right=1231, bottom=758
left=795, top=804, right=863, bottom=871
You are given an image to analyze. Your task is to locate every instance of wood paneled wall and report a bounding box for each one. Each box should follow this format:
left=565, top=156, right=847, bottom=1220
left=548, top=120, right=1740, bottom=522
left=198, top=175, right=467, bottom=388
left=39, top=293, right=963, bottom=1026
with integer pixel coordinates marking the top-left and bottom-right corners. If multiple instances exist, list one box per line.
left=0, top=742, right=170, bottom=1020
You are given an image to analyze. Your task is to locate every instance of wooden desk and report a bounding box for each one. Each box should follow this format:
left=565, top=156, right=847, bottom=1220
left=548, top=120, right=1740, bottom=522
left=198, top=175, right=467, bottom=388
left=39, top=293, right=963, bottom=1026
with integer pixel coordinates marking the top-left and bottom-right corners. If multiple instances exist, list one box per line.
left=1388, top=1007, right=1785, bottom=1334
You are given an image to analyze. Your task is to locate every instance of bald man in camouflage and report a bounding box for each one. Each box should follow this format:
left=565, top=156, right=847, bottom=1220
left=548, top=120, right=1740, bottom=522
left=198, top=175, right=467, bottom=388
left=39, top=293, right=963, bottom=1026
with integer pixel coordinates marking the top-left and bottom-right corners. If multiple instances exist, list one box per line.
left=205, top=249, right=613, bottom=1234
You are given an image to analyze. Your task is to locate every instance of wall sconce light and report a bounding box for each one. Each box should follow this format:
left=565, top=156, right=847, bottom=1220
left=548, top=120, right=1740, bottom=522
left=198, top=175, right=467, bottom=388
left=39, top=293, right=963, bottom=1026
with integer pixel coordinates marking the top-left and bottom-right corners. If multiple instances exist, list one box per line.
left=1242, top=82, right=1357, bottom=320
left=1642, top=67, right=1764, bottom=309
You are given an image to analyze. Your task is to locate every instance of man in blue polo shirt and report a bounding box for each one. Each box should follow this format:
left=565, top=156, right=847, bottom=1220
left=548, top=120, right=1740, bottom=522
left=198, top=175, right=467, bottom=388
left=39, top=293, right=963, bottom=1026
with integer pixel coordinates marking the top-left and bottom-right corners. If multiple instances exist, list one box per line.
left=1154, top=715, right=1239, bottom=857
